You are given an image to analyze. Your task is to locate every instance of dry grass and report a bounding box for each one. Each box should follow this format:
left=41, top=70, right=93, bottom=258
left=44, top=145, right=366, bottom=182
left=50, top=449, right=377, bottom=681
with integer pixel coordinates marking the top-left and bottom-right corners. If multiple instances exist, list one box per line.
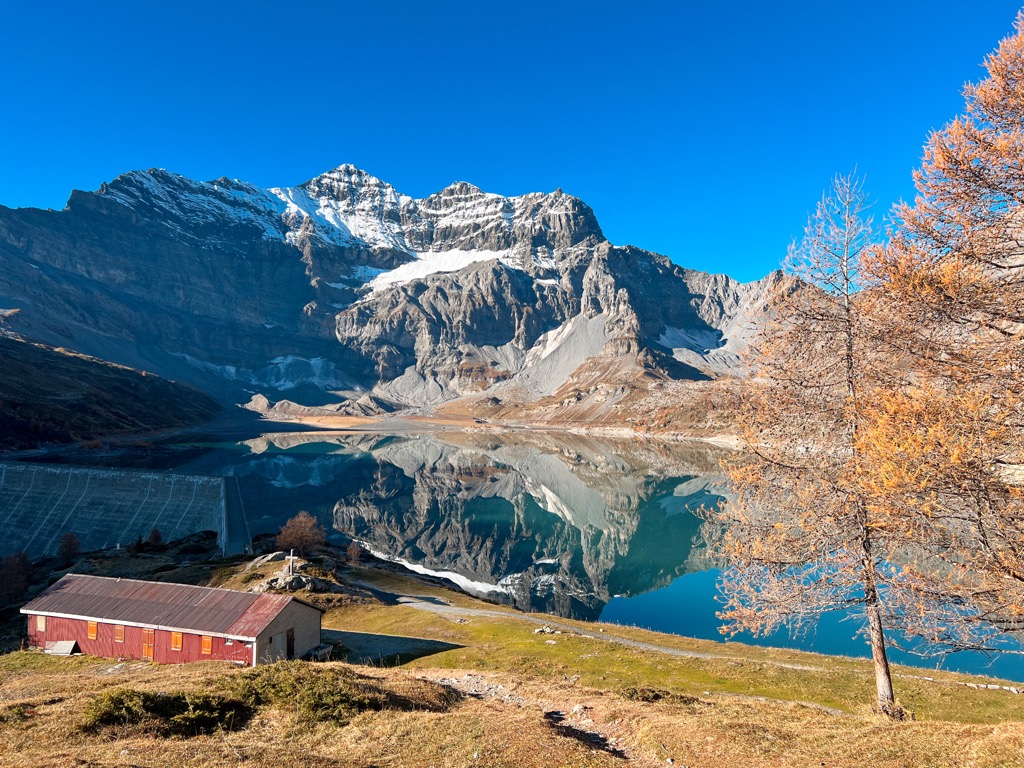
left=0, top=655, right=623, bottom=768
left=5, top=563, right=1024, bottom=766
left=3, top=653, right=1022, bottom=768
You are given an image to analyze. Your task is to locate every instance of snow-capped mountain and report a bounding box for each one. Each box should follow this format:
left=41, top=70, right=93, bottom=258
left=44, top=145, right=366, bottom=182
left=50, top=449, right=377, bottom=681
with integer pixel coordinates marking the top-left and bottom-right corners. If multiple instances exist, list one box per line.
left=0, top=164, right=778, bottom=426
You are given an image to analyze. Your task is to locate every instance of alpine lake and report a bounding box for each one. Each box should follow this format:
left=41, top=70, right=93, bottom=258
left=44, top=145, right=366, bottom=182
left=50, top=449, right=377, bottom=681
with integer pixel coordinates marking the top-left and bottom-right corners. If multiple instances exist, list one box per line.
left=69, top=426, right=1024, bottom=682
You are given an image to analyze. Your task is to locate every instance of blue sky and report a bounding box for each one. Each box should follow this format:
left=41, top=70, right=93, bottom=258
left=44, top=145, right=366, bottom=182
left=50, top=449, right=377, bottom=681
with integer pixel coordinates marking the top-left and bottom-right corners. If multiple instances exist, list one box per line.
left=2, top=1, right=1022, bottom=281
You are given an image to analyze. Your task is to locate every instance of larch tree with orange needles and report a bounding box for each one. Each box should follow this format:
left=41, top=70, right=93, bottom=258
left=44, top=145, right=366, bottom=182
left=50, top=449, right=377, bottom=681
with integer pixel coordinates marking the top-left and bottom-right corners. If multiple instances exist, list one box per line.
left=711, top=13, right=1024, bottom=721
left=708, top=174, right=906, bottom=717
left=862, top=13, right=1024, bottom=652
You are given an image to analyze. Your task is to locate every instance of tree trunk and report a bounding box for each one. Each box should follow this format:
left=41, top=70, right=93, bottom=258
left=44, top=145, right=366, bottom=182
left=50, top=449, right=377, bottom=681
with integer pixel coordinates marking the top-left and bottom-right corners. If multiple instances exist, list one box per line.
left=861, top=540, right=898, bottom=716
left=864, top=598, right=896, bottom=713
left=849, top=261, right=898, bottom=717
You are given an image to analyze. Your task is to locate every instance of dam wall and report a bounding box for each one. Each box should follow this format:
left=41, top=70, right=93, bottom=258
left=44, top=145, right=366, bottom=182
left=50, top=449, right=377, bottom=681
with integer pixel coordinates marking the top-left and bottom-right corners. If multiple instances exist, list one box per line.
left=0, top=462, right=245, bottom=560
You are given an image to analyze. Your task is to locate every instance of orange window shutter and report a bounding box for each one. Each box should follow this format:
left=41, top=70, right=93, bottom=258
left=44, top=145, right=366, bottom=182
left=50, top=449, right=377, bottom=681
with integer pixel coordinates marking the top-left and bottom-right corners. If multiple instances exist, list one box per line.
left=87, top=621, right=98, bottom=640
left=201, top=635, right=212, bottom=655
left=36, top=615, right=45, bottom=632
left=114, top=625, right=125, bottom=643
left=171, top=632, right=182, bottom=651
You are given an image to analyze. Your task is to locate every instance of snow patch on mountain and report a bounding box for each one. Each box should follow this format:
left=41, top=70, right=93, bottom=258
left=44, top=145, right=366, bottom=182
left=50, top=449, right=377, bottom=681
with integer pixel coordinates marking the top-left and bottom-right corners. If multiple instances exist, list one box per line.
left=363, top=545, right=513, bottom=596
left=270, top=165, right=417, bottom=251
left=368, top=249, right=512, bottom=292
left=327, top=265, right=388, bottom=289
left=270, top=185, right=354, bottom=246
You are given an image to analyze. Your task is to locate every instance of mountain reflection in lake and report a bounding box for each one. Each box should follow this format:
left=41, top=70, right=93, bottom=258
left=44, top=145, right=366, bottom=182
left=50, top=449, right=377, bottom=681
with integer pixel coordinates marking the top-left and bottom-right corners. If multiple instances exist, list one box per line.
left=183, top=431, right=726, bottom=621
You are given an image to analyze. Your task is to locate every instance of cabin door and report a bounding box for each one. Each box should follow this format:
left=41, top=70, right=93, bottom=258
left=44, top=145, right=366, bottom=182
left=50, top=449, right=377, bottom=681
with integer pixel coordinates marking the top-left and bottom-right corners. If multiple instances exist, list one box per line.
left=142, top=628, right=155, bottom=661
left=286, top=628, right=295, bottom=660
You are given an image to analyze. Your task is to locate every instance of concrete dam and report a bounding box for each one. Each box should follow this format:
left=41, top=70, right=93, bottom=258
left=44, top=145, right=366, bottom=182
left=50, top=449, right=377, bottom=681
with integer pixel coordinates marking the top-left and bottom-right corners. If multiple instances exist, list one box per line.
left=0, top=462, right=249, bottom=560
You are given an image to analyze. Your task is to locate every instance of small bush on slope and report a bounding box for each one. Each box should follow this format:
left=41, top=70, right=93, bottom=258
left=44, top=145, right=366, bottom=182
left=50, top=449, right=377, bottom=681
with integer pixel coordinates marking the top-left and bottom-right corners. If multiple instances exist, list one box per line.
left=226, top=661, right=459, bottom=726
left=81, top=688, right=252, bottom=737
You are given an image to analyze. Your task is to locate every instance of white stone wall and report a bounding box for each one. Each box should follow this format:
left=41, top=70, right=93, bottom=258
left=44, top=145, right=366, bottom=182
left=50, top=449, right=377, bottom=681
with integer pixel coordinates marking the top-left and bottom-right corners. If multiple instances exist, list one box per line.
left=253, top=600, right=321, bottom=665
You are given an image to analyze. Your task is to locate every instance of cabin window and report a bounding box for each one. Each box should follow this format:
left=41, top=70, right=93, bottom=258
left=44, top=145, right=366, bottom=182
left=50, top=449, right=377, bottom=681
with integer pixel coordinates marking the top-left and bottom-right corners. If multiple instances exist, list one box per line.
left=201, top=635, right=212, bottom=655
left=87, top=621, right=98, bottom=640
left=114, top=625, right=125, bottom=643
left=36, top=615, right=45, bottom=632
left=171, top=632, right=183, bottom=651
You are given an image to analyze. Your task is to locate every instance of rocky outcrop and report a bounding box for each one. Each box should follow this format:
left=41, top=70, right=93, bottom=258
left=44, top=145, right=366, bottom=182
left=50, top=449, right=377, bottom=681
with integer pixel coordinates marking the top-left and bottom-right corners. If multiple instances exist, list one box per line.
left=0, top=174, right=348, bottom=400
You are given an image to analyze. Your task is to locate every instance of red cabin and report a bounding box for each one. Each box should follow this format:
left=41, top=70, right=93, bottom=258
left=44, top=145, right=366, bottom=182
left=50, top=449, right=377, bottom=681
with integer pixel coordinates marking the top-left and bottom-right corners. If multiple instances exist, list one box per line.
left=21, top=574, right=323, bottom=666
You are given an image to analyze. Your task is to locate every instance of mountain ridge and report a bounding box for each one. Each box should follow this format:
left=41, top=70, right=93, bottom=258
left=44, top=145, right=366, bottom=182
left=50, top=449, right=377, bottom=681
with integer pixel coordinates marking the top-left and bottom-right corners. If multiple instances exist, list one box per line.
left=0, top=164, right=780, bottom=434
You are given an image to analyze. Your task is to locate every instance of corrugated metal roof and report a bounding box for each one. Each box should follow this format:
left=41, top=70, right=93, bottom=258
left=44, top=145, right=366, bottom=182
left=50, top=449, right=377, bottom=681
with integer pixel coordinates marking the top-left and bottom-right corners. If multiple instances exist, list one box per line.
left=21, top=574, right=321, bottom=640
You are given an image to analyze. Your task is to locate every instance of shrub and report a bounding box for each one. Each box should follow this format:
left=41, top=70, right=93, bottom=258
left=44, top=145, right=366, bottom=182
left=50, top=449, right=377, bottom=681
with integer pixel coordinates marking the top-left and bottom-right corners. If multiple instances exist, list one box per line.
left=81, top=688, right=251, bottom=736
left=0, top=704, right=30, bottom=724
left=83, top=689, right=147, bottom=730
left=302, top=564, right=333, bottom=581
left=241, top=571, right=264, bottom=584
left=622, top=686, right=709, bottom=708
left=207, top=566, right=237, bottom=587
left=346, top=540, right=363, bottom=564
left=276, top=511, right=326, bottom=556
left=227, top=662, right=388, bottom=725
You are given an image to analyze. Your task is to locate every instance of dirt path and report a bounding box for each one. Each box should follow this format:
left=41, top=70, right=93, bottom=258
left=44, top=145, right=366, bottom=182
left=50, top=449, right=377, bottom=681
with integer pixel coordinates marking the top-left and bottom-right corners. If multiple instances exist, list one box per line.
left=416, top=670, right=660, bottom=766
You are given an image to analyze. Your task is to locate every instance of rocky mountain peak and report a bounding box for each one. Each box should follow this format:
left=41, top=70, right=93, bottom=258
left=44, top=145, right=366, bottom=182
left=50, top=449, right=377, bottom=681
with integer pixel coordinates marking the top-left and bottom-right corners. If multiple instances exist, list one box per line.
left=299, top=165, right=405, bottom=206
left=93, top=168, right=189, bottom=205
left=436, top=181, right=486, bottom=198
left=302, top=163, right=391, bottom=191
left=67, top=169, right=287, bottom=250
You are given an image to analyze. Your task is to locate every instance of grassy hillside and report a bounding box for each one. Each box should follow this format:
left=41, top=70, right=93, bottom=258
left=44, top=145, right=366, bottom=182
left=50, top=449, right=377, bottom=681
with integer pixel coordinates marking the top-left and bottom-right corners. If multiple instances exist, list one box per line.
left=3, top=555, right=1024, bottom=767
left=0, top=335, right=220, bottom=450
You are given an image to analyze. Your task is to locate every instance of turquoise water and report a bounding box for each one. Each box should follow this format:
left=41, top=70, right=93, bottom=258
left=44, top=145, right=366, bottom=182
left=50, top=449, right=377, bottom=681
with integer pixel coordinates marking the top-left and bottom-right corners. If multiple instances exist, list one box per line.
left=602, top=569, right=1024, bottom=682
